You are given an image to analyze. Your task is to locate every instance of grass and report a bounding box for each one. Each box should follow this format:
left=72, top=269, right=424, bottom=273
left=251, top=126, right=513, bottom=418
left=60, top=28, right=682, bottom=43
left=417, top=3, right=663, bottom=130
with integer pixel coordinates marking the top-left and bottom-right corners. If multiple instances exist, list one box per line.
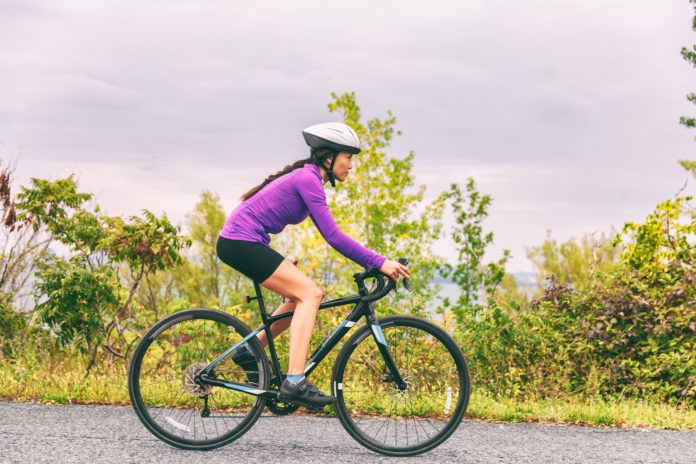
left=1, top=353, right=694, bottom=429
left=465, top=392, right=695, bottom=429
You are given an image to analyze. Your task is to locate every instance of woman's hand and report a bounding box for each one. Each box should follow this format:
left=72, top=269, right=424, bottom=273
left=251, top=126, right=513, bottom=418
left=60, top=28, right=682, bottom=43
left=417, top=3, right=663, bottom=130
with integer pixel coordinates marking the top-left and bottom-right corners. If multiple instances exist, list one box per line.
left=379, top=259, right=411, bottom=283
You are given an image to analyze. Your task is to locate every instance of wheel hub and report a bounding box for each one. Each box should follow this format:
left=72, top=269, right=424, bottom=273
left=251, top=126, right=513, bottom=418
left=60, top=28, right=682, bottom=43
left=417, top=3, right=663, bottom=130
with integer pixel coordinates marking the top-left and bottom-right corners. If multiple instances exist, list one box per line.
left=384, top=370, right=418, bottom=403
left=182, top=362, right=213, bottom=397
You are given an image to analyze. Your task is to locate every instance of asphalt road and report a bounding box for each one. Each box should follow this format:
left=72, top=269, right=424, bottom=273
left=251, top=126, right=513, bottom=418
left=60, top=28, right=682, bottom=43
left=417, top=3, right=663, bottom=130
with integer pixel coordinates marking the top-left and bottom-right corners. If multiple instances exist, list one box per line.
left=1, top=401, right=694, bottom=463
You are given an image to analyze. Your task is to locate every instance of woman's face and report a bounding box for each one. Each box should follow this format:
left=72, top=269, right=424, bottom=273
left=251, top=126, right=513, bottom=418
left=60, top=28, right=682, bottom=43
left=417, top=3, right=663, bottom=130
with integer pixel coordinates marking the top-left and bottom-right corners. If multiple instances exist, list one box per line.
left=325, top=152, right=354, bottom=182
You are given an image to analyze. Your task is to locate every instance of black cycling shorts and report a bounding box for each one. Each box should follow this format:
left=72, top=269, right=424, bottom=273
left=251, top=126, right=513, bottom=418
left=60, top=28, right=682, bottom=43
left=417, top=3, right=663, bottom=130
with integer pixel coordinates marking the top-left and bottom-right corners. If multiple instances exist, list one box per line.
left=216, top=236, right=286, bottom=284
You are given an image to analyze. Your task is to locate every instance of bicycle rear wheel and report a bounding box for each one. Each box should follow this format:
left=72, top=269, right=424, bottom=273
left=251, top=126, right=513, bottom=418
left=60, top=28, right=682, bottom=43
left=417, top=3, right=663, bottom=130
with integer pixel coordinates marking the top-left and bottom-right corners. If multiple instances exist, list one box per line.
left=332, top=315, right=470, bottom=456
left=128, top=308, right=268, bottom=450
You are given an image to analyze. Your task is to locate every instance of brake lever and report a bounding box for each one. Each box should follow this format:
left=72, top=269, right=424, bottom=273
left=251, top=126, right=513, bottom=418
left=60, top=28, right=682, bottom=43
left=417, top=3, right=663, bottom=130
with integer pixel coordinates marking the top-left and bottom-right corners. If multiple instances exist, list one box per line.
left=385, top=276, right=411, bottom=293
left=372, top=257, right=412, bottom=295
left=388, top=257, right=412, bottom=293
left=398, top=257, right=412, bottom=292
left=381, top=274, right=399, bottom=293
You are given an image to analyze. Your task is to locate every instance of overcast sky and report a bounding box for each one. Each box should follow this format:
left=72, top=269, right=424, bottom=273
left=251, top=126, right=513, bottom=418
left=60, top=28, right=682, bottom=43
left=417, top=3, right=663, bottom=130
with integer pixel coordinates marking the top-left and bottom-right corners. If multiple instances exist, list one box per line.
left=1, top=0, right=695, bottom=273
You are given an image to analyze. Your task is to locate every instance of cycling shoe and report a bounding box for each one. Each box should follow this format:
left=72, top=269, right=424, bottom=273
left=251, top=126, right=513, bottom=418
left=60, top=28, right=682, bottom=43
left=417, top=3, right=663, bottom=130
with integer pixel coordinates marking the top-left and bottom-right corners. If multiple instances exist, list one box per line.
left=279, top=378, right=335, bottom=408
left=231, top=346, right=259, bottom=385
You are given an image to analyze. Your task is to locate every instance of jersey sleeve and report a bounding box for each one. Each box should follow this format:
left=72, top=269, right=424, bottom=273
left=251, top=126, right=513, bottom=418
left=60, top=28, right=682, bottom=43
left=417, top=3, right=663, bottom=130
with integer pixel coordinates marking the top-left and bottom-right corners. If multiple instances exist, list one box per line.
left=297, top=171, right=387, bottom=270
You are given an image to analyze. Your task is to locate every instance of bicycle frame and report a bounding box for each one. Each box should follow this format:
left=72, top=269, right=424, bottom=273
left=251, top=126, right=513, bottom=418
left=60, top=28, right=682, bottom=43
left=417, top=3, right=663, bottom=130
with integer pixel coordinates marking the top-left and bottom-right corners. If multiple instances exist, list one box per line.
left=198, top=273, right=407, bottom=401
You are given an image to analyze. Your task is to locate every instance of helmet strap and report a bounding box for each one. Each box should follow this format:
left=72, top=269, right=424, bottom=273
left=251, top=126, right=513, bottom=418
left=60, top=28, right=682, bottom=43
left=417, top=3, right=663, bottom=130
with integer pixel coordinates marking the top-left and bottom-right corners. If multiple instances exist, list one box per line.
left=327, top=154, right=338, bottom=188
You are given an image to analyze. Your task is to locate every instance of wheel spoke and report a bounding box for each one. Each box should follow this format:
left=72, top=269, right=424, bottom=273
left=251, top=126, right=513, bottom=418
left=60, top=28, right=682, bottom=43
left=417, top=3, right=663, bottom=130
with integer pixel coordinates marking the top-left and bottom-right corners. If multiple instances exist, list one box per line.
left=129, top=311, right=266, bottom=449
left=335, top=318, right=469, bottom=455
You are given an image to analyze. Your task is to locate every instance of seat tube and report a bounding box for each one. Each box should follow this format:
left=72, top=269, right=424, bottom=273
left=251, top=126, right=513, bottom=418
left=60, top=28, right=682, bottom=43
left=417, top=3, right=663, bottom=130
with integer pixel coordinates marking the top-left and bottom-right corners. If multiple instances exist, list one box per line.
left=251, top=281, right=283, bottom=384
left=252, top=281, right=275, bottom=354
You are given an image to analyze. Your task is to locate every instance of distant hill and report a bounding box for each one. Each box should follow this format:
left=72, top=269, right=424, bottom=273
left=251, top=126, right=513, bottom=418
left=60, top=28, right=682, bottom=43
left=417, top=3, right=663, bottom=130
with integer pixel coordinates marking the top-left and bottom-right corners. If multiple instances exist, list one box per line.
left=430, top=270, right=538, bottom=288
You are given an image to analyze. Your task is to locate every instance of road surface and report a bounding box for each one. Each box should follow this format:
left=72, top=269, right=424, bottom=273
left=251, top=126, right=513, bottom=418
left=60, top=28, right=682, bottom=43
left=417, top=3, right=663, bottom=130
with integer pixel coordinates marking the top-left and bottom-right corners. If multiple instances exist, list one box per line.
left=1, top=401, right=694, bottom=463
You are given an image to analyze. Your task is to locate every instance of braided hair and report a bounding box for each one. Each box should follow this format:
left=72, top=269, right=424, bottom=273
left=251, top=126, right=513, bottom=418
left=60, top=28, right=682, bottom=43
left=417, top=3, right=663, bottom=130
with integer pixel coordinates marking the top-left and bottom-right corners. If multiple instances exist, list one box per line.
left=239, top=147, right=337, bottom=201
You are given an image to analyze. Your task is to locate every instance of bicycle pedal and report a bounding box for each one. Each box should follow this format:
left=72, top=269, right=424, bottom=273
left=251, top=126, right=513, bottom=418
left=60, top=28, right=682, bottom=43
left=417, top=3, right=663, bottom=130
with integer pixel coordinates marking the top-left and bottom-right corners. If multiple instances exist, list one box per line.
left=306, top=405, right=326, bottom=412
left=278, top=393, right=332, bottom=410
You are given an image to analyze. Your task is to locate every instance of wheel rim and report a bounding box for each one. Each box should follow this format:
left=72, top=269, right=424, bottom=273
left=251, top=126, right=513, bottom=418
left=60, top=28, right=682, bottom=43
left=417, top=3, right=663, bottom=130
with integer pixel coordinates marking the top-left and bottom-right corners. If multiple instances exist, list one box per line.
left=131, top=314, right=265, bottom=446
left=336, top=321, right=468, bottom=453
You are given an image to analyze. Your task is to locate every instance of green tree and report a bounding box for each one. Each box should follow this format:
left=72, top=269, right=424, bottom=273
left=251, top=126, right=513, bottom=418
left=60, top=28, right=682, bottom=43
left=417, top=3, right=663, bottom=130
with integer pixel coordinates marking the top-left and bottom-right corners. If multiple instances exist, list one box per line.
left=680, top=0, right=696, bottom=129
left=14, top=176, right=190, bottom=374
left=0, top=290, right=26, bottom=357
left=494, top=273, right=530, bottom=308
left=174, top=190, right=249, bottom=310
left=612, top=196, right=694, bottom=284
left=438, top=178, right=511, bottom=323
left=34, top=254, right=120, bottom=362
left=679, top=1, right=696, bottom=174
left=275, top=92, right=448, bottom=318
left=265, top=92, right=451, bottom=383
left=526, top=229, right=619, bottom=293
left=602, top=195, right=696, bottom=405
left=0, top=160, right=51, bottom=320
left=679, top=160, right=696, bottom=180
left=100, top=210, right=190, bottom=360
left=454, top=195, right=696, bottom=405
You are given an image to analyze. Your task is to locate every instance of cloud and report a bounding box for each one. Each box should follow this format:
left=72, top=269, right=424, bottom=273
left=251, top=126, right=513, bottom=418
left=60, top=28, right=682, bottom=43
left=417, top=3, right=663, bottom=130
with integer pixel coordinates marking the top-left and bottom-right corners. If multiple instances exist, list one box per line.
left=1, top=0, right=695, bottom=272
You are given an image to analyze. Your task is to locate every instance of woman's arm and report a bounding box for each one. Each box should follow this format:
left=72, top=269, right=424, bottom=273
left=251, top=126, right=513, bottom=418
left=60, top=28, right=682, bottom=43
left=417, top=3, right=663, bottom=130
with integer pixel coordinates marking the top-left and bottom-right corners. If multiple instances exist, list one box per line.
left=297, top=172, right=386, bottom=270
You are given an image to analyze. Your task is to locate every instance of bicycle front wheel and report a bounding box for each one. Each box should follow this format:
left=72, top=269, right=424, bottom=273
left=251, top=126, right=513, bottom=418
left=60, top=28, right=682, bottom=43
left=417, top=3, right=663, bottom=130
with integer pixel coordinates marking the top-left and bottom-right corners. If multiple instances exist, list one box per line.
left=332, top=315, right=470, bottom=457
left=128, top=308, right=268, bottom=450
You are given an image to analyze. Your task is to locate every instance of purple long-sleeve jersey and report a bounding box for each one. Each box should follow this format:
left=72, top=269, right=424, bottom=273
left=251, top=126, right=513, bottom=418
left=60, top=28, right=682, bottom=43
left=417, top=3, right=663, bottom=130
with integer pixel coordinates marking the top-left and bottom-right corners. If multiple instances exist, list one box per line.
left=220, top=163, right=386, bottom=270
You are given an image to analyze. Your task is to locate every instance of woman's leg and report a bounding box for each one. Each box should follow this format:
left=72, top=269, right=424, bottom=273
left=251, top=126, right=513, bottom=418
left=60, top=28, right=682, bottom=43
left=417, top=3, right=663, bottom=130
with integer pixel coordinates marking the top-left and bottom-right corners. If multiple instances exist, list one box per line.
left=255, top=299, right=297, bottom=347
left=259, top=259, right=323, bottom=374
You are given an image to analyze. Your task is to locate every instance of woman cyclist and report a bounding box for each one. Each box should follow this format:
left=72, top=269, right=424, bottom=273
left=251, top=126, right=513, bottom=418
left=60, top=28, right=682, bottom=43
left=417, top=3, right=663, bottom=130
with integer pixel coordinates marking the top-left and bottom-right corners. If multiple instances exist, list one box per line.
left=216, top=122, right=411, bottom=408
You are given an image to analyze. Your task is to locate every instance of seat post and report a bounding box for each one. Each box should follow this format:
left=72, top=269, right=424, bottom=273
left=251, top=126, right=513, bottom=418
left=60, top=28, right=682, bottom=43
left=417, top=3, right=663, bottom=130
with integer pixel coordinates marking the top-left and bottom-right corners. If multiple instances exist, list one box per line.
left=251, top=280, right=269, bottom=320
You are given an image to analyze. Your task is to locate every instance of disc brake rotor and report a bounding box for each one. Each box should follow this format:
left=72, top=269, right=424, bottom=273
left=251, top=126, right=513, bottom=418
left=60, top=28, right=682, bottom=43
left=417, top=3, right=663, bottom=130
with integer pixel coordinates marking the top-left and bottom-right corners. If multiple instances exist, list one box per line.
left=182, top=362, right=213, bottom=397
left=384, top=370, right=418, bottom=403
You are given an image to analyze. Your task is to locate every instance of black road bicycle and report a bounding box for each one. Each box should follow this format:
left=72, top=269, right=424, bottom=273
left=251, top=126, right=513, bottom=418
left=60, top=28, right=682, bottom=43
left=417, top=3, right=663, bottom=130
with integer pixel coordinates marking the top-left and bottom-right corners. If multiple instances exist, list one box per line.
left=128, top=258, right=470, bottom=457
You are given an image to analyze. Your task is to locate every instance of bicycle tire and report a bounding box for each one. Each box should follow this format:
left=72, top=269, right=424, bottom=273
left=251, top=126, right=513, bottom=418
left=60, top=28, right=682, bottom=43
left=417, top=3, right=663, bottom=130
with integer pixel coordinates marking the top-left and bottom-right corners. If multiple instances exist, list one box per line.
left=332, top=315, right=470, bottom=456
left=128, top=308, right=269, bottom=450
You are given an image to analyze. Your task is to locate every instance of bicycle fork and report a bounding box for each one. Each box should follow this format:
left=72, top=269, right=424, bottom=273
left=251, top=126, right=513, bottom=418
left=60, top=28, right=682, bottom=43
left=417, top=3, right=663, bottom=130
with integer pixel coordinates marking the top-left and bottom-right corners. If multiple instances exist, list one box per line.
left=365, top=311, right=408, bottom=392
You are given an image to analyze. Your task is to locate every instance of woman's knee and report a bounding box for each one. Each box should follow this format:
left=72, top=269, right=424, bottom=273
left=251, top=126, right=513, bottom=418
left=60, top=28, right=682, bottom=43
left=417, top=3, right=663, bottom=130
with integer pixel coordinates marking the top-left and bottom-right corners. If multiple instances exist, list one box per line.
left=289, top=285, right=323, bottom=305
left=306, top=286, right=325, bottom=304
left=261, top=259, right=323, bottom=304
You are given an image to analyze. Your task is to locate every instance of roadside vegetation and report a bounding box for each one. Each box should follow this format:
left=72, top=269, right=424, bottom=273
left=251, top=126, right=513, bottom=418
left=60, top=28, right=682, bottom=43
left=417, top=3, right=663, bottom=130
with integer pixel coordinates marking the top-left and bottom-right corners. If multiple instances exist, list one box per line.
left=4, top=8, right=696, bottom=427
left=2, top=90, right=694, bottom=430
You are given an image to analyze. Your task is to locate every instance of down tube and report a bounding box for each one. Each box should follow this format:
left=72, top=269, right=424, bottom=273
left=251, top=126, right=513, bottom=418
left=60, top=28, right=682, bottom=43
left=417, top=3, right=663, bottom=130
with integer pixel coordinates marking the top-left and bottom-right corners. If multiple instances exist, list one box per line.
left=303, top=311, right=364, bottom=377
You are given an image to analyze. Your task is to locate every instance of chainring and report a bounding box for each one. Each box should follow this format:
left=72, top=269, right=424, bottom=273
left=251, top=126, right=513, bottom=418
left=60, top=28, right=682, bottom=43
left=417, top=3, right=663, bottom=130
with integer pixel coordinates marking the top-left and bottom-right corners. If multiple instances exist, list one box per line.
left=266, top=398, right=301, bottom=415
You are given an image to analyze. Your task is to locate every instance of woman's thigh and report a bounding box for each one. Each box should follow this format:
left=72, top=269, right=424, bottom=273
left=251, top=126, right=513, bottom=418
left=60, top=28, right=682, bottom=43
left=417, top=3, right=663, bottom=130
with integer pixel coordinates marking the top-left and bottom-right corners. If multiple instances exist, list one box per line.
left=261, top=259, right=323, bottom=304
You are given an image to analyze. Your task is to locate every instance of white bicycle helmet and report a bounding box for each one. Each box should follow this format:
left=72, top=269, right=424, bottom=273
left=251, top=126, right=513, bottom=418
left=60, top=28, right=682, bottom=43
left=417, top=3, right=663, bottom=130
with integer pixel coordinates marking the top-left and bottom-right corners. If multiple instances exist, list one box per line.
left=302, top=122, right=361, bottom=187
left=302, top=122, right=361, bottom=154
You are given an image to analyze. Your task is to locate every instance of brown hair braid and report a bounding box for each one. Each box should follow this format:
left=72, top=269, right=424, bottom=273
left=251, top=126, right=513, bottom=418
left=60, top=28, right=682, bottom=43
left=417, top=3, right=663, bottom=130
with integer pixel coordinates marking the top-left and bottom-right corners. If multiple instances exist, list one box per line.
left=239, top=148, right=337, bottom=201
left=240, top=148, right=338, bottom=201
